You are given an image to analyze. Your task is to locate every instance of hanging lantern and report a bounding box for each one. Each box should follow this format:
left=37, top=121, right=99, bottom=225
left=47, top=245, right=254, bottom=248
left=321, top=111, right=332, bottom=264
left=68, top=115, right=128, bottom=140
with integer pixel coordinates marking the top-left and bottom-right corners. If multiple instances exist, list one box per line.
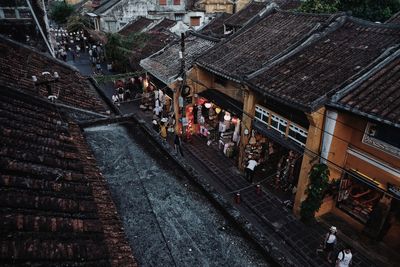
left=215, top=107, right=221, bottom=114
left=231, top=117, right=238, bottom=124
left=224, top=112, right=231, bottom=121
left=205, top=102, right=212, bottom=109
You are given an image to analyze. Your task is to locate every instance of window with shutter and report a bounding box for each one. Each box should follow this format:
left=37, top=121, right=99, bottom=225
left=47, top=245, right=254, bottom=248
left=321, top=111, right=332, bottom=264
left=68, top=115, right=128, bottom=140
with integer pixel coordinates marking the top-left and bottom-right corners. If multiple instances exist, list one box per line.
left=190, top=17, right=200, bottom=26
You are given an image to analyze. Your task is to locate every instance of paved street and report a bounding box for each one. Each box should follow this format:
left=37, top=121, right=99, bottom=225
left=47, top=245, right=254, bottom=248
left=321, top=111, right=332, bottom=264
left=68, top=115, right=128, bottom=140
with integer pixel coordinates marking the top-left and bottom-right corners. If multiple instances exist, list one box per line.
left=70, top=54, right=377, bottom=267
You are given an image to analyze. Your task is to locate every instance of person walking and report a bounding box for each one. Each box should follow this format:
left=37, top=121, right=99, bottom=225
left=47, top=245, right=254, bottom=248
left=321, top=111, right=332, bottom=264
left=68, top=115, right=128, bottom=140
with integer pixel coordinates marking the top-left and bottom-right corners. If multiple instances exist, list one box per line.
left=317, top=226, right=337, bottom=263
left=245, top=157, right=259, bottom=183
left=336, top=246, right=352, bottom=267
left=174, top=134, right=184, bottom=157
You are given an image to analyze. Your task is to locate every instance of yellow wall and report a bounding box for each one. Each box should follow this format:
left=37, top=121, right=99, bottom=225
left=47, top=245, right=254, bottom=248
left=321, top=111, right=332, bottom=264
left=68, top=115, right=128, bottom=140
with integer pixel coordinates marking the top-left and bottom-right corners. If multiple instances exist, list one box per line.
left=199, top=0, right=234, bottom=13
left=319, top=110, right=400, bottom=219
left=293, top=108, right=326, bottom=216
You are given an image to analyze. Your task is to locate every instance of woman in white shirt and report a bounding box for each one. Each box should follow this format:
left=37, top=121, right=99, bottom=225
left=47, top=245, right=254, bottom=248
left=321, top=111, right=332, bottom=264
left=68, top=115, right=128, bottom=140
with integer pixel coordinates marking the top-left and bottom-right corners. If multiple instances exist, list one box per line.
left=336, top=247, right=352, bottom=267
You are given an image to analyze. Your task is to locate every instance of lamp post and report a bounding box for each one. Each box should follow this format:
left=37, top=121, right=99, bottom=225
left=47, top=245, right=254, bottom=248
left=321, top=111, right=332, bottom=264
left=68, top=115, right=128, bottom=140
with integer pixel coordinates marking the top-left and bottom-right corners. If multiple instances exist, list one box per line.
left=32, top=71, right=61, bottom=102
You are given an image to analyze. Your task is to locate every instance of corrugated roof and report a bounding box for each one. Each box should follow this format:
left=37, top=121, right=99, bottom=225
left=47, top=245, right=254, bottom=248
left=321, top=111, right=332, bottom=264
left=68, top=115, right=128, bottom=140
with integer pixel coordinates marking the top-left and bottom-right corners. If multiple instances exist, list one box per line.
left=93, top=0, right=121, bottom=14
left=141, top=33, right=218, bottom=84
left=247, top=17, right=400, bottom=112
left=386, top=11, right=400, bottom=24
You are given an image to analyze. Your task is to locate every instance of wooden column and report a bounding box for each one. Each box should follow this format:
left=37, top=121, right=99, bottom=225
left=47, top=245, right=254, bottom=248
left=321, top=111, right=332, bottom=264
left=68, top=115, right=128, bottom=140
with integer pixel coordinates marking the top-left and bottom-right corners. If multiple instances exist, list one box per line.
left=293, top=107, right=326, bottom=217
left=238, top=86, right=255, bottom=171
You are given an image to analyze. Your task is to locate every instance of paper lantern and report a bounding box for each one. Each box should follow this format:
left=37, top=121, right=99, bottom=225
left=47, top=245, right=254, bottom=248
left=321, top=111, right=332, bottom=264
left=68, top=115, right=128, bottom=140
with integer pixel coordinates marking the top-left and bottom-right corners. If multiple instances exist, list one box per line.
left=231, top=117, right=238, bottom=124
left=205, top=102, right=212, bottom=109
left=215, top=107, right=221, bottom=114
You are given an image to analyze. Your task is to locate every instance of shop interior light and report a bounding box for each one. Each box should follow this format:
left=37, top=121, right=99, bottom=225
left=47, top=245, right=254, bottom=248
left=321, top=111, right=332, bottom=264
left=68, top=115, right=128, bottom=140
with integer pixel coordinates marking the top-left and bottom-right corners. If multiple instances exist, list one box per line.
left=205, top=102, right=212, bottom=109
left=215, top=107, right=221, bottom=114
left=224, top=112, right=231, bottom=121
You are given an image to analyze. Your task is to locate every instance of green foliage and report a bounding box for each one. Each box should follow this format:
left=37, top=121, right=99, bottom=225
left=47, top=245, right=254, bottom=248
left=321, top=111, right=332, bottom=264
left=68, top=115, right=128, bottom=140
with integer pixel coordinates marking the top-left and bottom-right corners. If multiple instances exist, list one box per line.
left=104, top=32, right=151, bottom=72
left=300, top=0, right=400, bottom=22
left=66, top=15, right=90, bottom=33
left=339, top=0, right=400, bottom=22
left=49, top=2, right=74, bottom=25
left=299, top=0, right=340, bottom=13
left=300, top=164, right=330, bottom=222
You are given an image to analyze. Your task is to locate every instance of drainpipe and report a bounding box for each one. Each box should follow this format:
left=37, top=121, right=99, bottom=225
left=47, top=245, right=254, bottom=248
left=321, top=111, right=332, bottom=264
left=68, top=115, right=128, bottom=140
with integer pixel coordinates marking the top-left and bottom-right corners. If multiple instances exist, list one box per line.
left=320, top=109, right=338, bottom=164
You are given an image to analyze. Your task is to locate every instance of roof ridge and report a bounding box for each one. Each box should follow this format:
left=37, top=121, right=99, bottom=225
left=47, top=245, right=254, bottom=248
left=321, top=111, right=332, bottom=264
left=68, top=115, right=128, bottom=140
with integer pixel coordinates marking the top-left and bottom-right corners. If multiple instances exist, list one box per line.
left=347, top=15, right=400, bottom=29
left=331, top=46, right=400, bottom=103
left=246, top=14, right=347, bottom=80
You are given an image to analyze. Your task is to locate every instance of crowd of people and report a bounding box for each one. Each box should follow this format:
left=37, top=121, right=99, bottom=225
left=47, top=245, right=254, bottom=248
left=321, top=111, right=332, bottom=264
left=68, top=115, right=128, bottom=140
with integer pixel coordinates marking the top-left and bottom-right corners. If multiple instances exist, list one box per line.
left=50, top=27, right=106, bottom=74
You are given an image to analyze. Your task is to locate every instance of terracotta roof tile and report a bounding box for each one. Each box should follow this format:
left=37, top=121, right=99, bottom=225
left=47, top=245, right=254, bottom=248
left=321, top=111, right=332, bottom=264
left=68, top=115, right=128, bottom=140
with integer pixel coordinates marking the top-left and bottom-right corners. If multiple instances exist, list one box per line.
left=200, top=12, right=232, bottom=37
left=0, top=36, right=108, bottom=114
left=141, top=33, right=218, bottom=84
left=334, top=53, right=400, bottom=126
left=129, top=31, right=177, bottom=70
left=149, top=18, right=177, bottom=32
left=224, top=1, right=267, bottom=27
left=119, top=17, right=154, bottom=36
left=0, top=88, right=137, bottom=266
left=247, top=17, right=400, bottom=111
left=197, top=10, right=333, bottom=81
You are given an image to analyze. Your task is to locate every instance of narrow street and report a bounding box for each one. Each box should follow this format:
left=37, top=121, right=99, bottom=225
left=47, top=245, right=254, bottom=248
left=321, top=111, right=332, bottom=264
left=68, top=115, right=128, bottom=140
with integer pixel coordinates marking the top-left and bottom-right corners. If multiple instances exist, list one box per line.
left=70, top=53, right=377, bottom=267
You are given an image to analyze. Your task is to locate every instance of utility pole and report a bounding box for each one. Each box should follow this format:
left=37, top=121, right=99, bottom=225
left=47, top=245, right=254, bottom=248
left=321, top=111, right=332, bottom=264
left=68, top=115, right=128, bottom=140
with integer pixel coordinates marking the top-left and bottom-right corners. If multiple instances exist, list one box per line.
left=179, top=32, right=186, bottom=136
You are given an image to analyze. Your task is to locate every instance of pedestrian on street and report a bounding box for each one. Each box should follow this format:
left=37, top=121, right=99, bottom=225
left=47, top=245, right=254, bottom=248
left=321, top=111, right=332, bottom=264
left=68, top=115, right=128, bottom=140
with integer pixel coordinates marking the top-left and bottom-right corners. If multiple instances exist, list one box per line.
left=159, top=119, right=168, bottom=140
left=336, top=246, right=352, bottom=267
left=245, top=157, right=259, bottom=183
left=317, top=226, right=337, bottom=263
left=174, top=133, right=184, bottom=157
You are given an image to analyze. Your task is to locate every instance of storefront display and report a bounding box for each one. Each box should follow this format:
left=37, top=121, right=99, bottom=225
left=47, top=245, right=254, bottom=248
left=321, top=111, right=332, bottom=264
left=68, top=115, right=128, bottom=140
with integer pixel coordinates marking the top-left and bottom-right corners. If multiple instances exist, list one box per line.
left=337, top=173, right=383, bottom=224
left=183, top=95, right=241, bottom=159
left=242, top=129, right=302, bottom=199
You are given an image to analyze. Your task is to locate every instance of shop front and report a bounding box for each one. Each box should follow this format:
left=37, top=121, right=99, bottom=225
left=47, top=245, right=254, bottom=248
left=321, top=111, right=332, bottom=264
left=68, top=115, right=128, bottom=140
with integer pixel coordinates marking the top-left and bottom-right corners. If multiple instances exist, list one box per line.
left=335, top=149, right=400, bottom=251
left=180, top=89, right=243, bottom=160
left=248, top=104, right=307, bottom=204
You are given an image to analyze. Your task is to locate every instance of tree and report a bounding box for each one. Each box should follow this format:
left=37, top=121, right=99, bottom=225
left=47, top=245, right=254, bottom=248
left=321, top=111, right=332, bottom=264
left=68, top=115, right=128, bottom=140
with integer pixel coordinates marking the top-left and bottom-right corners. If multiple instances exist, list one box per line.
left=299, top=0, right=340, bottom=13
left=66, top=15, right=91, bottom=33
left=300, top=0, right=400, bottom=22
left=300, top=163, right=330, bottom=222
left=49, top=2, right=74, bottom=25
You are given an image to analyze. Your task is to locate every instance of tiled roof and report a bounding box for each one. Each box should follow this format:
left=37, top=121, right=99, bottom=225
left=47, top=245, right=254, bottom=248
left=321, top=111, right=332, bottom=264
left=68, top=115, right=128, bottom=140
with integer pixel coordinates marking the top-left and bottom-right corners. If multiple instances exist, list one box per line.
left=94, top=0, right=121, bottom=14
left=129, top=31, right=177, bottom=71
left=279, top=0, right=301, bottom=10
left=149, top=18, right=177, bottom=33
left=224, top=1, right=268, bottom=27
left=141, top=33, right=218, bottom=84
left=332, top=50, right=400, bottom=127
left=0, top=87, right=137, bottom=266
left=247, top=17, right=400, bottom=112
left=386, top=11, right=400, bottom=24
left=0, top=36, right=108, bottom=114
left=119, top=17, right=154, bottom=36
left=199, top=12, right=231, bottom=37
left=197, top=10, right=333, bottom=81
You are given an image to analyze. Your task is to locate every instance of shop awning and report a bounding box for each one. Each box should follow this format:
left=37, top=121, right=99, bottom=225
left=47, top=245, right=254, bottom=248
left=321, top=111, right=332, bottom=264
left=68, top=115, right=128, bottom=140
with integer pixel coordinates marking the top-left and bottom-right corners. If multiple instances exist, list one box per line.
left=253, top=120, right=304, bottom=153
left=198, top=89, right=243, bottom=116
